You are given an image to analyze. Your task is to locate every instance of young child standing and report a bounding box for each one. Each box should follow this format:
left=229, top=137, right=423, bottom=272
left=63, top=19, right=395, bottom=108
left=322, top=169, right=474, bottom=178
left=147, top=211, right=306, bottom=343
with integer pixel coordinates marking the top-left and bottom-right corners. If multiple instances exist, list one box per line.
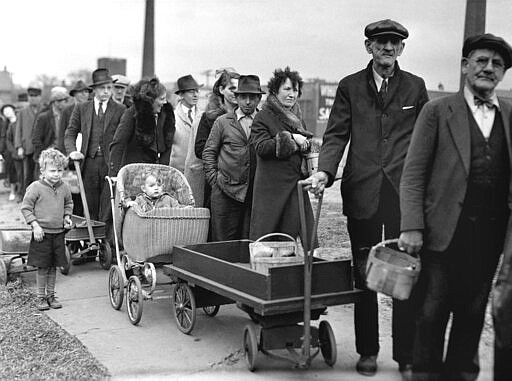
left=21, top=148, right=73, bottom=310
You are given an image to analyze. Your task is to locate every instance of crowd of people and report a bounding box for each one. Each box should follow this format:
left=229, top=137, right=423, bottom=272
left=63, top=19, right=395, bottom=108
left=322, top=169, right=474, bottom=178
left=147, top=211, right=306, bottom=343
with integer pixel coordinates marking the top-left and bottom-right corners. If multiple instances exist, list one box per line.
left=1, top=17, right=512, bottom=381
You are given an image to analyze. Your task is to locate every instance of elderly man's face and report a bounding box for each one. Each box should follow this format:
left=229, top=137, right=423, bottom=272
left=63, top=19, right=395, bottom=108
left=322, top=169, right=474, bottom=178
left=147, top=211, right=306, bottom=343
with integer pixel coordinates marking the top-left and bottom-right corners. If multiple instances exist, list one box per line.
left=365, top=36, right=404, bottom=71
left=462, top=48, right=506, bottom=97
left=93, top=83, right=113, bottom=103
left=112, top=85, right=128, bottom=103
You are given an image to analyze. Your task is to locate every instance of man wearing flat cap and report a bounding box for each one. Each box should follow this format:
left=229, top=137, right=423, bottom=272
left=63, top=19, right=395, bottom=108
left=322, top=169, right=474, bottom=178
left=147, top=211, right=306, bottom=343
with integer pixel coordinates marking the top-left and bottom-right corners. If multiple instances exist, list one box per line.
left=202, top=75, right=262, bottom=241
left=32, top=86, right=70, bottom=164
left=64, top=68, right=125, bottom=225
left=306, top=19, right=428, bottom=377
left=171, top=74, right=203, bottom=173
left=398, top=33, right=512, bottom=381
left=15, top=82, right=44, bottom=194
left=112, top=74, right=132, bottom=108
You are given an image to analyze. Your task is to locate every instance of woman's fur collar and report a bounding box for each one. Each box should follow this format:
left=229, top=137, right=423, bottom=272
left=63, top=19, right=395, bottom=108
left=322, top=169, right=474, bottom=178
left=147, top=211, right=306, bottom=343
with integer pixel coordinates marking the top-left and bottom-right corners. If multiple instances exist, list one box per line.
left=263, top=94, right=313, bottom=138
left=204, top=93, right=227, bottom=122
left=133, top=96, right=175, bottom=148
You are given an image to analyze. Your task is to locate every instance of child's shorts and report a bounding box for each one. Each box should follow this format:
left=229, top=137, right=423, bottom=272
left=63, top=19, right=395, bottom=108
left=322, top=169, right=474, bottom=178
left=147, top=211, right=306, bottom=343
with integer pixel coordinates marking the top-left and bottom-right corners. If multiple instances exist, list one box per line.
left=27, top=231, right=67, bottom=268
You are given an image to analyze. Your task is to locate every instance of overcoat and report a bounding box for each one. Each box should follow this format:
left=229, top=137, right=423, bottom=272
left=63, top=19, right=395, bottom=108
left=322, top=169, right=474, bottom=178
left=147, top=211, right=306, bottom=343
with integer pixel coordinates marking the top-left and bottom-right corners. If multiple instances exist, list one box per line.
left=32, top=107, right=65, bottom=161
left=249, top=102, right=314, bottom=242
left=108, top=102, right=175, bottom=176
left=171, top=102, right=199, bottom=173
left=400, top=92, right=512, bottom=252
left=64, top=98, right=125, bottom=168
left=317, top=61, right=428, bottom=219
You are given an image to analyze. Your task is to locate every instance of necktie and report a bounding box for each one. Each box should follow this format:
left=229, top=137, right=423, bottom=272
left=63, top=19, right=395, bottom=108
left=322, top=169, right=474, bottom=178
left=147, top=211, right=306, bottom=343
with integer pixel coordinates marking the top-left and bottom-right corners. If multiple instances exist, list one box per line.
left=474, top=96, right=495, bottom=109
left=379, top=79, right=387, bottom=103
left=98, top=102, right=104, bottom=119
left=187, top=108, right=193, bottom=124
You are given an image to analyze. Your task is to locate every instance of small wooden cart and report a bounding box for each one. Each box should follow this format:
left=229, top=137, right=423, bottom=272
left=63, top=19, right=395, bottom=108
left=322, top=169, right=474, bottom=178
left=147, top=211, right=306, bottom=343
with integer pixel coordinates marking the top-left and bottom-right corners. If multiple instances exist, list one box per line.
left=0, top=226, right=35, bottom=285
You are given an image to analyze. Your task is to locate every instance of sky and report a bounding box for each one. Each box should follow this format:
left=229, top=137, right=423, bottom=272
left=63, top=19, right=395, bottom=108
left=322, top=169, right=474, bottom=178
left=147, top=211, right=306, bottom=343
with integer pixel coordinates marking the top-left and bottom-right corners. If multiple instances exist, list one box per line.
left=2, top=0, right=512, bottom=92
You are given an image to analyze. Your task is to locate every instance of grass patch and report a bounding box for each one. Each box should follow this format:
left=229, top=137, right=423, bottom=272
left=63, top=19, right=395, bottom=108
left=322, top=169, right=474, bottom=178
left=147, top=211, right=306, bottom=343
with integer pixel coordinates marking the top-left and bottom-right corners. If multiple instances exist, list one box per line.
left=0, top=279, right=109, bottom=380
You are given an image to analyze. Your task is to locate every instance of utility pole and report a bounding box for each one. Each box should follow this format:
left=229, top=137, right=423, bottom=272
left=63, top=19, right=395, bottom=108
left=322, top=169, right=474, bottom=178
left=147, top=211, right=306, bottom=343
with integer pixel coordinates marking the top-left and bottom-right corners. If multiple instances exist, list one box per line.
left=460, top=0, right=486, bottom=89
left=142, top=0, right=155, bottom=78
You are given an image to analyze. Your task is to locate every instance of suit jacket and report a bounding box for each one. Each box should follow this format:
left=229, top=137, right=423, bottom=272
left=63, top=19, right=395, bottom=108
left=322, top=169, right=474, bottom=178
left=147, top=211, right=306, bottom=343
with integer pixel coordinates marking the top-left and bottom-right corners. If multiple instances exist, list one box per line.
left=318, top=61, right=428, bottom=219
left=202, top=110, right=254, bottom=203
left=400, top=92, right=512, bottom=252
left=32, top=107, right=65, bottom=161
left=14, top=105, right=42, bottom=154
left=64, top=98, right=125, bottom=168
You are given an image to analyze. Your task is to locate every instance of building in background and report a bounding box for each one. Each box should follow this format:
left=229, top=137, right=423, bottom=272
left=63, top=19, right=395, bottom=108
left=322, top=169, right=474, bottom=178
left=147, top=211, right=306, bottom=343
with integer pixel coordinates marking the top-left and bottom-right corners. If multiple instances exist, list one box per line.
left=97, top=57, right=127, bottom=76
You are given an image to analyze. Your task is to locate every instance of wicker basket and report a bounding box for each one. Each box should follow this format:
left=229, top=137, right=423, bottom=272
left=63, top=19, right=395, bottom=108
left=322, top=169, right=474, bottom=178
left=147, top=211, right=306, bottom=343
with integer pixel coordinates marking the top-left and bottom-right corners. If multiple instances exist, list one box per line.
left=306, top=153, right=343, bottom=180
left=366, top=239, right=421, bottom=300
left=249, top=233, right=303, bottom=274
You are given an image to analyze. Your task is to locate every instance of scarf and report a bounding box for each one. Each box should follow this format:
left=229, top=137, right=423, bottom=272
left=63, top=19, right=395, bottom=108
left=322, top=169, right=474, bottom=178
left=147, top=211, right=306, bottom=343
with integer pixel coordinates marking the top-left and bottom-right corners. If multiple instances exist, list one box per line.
left=265, top=94, right=313, bottom=138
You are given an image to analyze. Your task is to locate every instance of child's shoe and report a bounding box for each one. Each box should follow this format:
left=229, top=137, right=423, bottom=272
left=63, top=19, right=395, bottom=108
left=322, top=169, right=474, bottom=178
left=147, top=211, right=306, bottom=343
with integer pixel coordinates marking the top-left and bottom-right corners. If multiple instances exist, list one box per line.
left=47, top=296, right=62, bottom=309
left=37, top=297, right=49, bottom=311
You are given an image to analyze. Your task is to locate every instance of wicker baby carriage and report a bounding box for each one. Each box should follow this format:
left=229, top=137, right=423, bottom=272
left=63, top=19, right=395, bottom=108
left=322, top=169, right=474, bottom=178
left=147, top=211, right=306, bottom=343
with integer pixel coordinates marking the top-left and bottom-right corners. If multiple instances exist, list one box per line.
left=106, top=163, right=210, bottom=325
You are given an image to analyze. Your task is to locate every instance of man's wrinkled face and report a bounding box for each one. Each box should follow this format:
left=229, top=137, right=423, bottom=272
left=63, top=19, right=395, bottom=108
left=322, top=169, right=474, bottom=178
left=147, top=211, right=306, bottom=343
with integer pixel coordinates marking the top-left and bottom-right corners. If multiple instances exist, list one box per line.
left=93, top=83, right=113, bottom=102
left=462, top=48, right=506, bottom=96
left=113, top=85, right=128, bottom=103
left=365, top=35, right=404, bottom=70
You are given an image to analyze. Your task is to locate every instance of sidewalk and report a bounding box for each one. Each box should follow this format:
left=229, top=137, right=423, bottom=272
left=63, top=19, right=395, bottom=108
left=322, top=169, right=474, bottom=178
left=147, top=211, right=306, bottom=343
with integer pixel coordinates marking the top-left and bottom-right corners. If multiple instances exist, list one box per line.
left=0, top=184, right=494, bottom=380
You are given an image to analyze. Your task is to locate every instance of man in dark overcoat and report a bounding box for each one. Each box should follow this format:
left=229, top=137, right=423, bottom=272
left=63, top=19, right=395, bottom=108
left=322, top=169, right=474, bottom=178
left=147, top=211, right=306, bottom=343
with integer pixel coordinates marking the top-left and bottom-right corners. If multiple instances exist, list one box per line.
left=64, top=68, right=125, bottom=222
left=306, top=19, right=428, bottom=377
left=398, top=34, right=512, bottom=381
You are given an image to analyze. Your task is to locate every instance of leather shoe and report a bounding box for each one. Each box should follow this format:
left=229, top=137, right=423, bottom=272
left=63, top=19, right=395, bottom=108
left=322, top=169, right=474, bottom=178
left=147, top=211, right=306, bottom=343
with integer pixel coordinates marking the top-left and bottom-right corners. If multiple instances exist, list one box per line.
left=399, top=363, right=413, bottom=381
left=356, top=355, right=377, bottom=376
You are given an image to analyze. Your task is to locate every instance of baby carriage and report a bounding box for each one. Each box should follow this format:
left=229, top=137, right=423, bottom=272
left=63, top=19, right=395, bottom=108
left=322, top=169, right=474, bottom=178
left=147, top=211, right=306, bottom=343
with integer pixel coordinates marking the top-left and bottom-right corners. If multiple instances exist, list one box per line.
left=106, top=163, right=210, bottom=325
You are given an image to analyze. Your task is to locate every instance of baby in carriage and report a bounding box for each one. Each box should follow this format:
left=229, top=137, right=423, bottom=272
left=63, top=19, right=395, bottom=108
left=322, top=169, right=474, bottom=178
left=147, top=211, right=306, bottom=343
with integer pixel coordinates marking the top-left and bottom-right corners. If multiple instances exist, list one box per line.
left=126, top=172, right=192, bottom=212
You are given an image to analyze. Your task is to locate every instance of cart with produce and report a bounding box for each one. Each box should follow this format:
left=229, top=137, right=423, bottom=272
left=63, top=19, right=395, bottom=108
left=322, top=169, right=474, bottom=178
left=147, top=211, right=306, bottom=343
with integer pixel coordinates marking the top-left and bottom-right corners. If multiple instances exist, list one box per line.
left=105, top=163, right=210, bottom=325
left=164, top=182, right=361, bottom=371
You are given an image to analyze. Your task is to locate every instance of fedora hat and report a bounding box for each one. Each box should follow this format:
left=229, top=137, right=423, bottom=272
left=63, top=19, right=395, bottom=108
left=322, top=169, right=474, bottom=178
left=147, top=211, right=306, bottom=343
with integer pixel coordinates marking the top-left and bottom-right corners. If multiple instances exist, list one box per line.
left=90, top=68, right=113, bottom=87
left=174, top=75, right=203, bottom=94
left=233, top=75, right=265, bottom=95
left=69, top=80, right=92, bottom=96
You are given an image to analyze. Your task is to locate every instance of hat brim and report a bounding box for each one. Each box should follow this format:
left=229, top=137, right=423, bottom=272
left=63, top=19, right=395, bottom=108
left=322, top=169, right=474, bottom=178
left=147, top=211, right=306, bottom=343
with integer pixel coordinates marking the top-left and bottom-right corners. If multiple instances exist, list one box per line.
left=90, top=79, right=113, bottom=88
left=174, top=84, right=204, bottom=94
left=368, top=31, right=407, bottom=39
left=233, top=90, right=266, bottom=95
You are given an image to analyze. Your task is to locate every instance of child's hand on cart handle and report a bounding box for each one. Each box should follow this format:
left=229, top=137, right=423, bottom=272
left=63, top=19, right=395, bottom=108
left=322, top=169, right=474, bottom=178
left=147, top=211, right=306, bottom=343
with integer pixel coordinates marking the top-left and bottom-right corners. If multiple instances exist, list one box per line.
left=69, top=151, right=84, bottom=161
left=63, top=215, right=73, bottom=229
left=398, top=230, right=423, bottom=255
left=302, top=171, right=328, bottom=198
left=31, top=222, right=45, bottom=242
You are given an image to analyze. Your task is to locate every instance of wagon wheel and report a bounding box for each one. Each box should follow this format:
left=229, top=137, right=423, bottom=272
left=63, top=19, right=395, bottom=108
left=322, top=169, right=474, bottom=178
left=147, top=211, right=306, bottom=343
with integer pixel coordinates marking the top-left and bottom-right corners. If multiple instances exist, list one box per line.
left=202, top=305, right=220, bottom=317
left=243, top=324, right=259, bottom=371
left=108, top=265, right=125, bottom=310
left=319, top=320, right=337, bottom=366
left=98, top=241, right=113, bottom=270
left=60, top=245, right=71, bottom=275
left=172, top=282, right=196, bottom=334
left=0, top=259, right=7, bottom=285
left=126, top=275, right=143, bottom=325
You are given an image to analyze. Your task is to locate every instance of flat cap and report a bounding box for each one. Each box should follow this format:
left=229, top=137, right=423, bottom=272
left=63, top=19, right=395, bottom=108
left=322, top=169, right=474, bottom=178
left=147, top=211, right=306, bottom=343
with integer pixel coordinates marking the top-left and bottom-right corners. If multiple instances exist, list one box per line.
left=365, top=19, right=408, bottom=40
left=50, top=86, right=69, bottom=102
left=112, top=74, right=130, bottom=87
left=463, top=33, right=512, bottom=69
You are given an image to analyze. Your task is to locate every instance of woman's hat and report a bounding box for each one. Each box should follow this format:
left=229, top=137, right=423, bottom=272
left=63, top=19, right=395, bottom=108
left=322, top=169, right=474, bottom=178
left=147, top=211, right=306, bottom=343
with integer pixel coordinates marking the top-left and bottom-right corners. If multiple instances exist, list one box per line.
left=174, top=75, right=203, bottom=94
left=233, top=75, right=265, bottom=94
left=69, top=80, right=92, bottom=96
left=90, top=68, right=113, bottom=87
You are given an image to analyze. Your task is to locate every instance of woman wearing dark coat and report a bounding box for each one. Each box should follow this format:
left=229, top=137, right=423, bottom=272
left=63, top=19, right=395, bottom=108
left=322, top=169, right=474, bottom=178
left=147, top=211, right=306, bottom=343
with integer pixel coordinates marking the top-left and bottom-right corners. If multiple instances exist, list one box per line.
left=109, top=77, right=175, bottom=176
left=249, top=67, right=315, bottom=244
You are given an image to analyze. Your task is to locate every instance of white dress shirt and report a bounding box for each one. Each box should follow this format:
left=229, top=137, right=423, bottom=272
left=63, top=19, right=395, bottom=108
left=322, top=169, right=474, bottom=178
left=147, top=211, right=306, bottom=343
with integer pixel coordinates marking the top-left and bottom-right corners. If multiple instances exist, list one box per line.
left=464, top=86, right=500, bottom=139
left=236, top=108, right=257, bottom=138
left=94, top=97, right=107, bottom=116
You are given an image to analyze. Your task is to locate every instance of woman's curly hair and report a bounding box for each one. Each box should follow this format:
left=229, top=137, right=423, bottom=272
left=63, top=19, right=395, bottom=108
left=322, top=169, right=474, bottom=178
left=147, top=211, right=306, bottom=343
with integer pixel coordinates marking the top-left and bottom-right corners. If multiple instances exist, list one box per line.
left=132, top=77, right=166, bottom=103
left=212, top=69, right=240, bottom=100
left=267, top=66, right=303, bottom=98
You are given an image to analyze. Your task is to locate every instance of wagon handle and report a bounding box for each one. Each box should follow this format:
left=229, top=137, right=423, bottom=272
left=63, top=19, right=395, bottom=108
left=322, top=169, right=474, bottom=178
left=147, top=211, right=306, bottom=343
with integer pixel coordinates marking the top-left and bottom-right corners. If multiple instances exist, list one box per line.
left=73, top=160, right=96, bottom=245
left=253, top=232, right=299, bottom=256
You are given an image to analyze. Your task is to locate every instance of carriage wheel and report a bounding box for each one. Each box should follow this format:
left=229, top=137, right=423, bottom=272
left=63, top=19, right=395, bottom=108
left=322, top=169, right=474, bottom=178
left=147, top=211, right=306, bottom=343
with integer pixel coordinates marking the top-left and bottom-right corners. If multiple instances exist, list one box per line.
left=143, top=262, right=157, bottom=292
left=108, top=265, right=125, bottom=310
left=202, top=305, right=220, bottom=317
left=0, top=259, right=7, bottom=285
left=99, top=241, right=113, bottom=270
left=126, top=275, right=143, bottom=325
left=60, top=245, right=71, bottom=275
left=319, top=320, right=337, bottom=366
left=172, top=282, right=196, bottom=334
left=243, top=324, right=259, bottom=371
